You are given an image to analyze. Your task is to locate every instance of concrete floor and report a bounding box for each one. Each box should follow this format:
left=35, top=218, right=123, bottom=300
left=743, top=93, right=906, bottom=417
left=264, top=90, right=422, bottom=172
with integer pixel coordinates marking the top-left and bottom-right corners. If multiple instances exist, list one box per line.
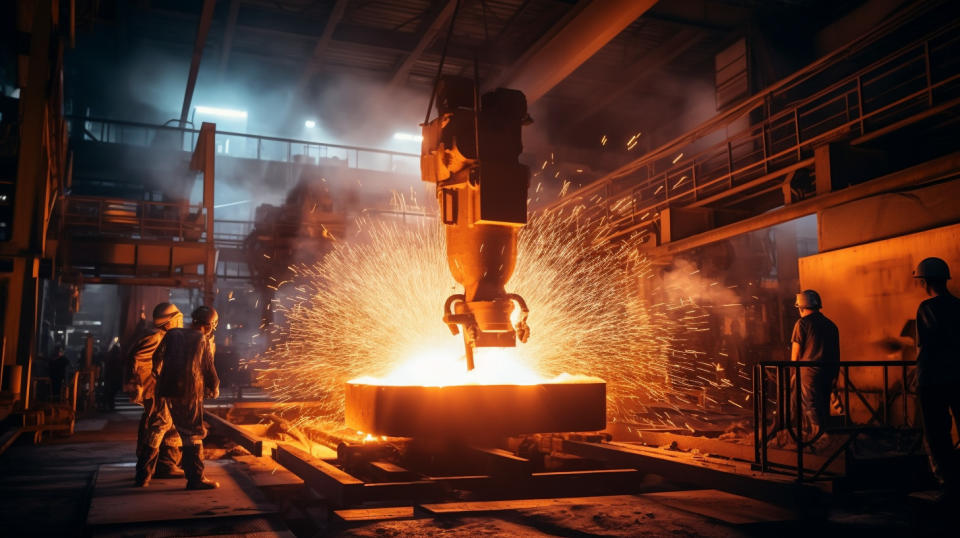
left=0, top=400, right=952, bottom=537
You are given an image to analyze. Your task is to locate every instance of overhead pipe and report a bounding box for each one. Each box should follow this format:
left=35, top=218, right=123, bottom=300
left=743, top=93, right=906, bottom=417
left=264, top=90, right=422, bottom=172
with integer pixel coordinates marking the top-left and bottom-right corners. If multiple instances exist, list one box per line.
left=486, top=0, right=657, bottom=104
left=179, top=0, right=217, bottom=127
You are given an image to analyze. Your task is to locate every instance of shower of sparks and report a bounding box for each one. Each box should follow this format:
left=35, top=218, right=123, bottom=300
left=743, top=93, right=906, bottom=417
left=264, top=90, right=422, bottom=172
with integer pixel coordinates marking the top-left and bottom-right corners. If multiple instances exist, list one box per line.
left=255, top=201, right=730, bottom=429
left=600, top=135, right=608, bottom=146
left=672, top=152, right=684, bottom=164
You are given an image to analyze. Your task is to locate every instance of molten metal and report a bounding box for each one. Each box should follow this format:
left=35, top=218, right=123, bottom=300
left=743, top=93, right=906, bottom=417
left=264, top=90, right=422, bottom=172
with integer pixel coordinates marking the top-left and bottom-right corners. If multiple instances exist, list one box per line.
left=344, top=378, right=606, bottom=438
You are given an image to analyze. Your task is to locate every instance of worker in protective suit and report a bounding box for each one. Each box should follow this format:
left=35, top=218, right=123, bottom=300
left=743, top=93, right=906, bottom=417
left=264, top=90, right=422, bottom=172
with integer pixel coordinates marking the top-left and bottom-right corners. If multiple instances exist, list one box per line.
left=144, top=306, right=221, bottom=490
left=913, top=257, right=960, bottom=498
left=790, top=290, right=840, bottom=439
left=128, top=303, right=184, bottom=485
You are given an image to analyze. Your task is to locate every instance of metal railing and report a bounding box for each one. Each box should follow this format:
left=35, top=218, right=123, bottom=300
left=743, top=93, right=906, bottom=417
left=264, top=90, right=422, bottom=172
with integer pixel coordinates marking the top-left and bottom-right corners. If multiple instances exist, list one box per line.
left=61, top=195, right=208, bottom=241
left=67, top=116, right=421, bottom=176
left=752, top=360, right=918, bottom=482
left=213, top=219, right=255, bottom=249
left=550, top=13, right=960, bottom=244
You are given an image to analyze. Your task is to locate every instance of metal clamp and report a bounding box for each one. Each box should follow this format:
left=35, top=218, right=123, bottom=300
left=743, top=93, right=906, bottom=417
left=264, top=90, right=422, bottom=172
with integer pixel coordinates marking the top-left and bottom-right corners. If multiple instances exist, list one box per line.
left=506, top=293, right=530, bottom=343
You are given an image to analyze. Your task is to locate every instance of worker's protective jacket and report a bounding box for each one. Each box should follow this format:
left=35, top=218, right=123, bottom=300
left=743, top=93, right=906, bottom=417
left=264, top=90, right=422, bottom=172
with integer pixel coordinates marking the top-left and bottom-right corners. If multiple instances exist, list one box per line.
left=153, top=328, right=219, bottom=402
left=916, top=294, right=960, bottom=387
left=125, top=327, right=166, bottom=404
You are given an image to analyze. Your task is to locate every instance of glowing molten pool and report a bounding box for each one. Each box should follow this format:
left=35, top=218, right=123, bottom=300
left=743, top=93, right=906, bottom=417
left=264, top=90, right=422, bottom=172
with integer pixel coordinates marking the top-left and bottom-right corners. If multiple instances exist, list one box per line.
left=345, top=349, right=606, bottom=438
left=348, top=346, right=584, bottom=387
left=344, top=379, right=606, bottom=439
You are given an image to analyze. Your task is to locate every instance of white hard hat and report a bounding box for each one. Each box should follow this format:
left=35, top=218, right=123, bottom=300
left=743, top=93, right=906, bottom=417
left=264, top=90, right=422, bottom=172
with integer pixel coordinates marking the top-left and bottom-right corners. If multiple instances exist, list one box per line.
left=152, top=302, right=182, bottom=325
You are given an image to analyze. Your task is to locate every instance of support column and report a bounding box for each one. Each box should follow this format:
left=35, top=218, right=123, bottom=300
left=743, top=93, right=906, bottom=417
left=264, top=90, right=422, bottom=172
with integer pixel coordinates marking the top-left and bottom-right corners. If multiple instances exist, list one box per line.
left=191, top=122, right=217, bottom=306
left=1, top=0, right=58, bottom=408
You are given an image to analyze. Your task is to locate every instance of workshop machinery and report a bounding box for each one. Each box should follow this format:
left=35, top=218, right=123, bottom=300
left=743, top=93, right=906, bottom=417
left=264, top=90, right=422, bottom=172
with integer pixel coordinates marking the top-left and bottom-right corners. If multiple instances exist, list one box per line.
left=420, top=76, right=532, bottom=371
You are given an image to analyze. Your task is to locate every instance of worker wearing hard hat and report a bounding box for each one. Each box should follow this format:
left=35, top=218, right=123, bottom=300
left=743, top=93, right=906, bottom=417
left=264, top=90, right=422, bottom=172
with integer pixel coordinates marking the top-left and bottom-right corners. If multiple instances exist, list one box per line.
left=126, top=302, right=185, bottom=486
left=791, top=289, right=840, bottom=439
left=913, top=257, right=960, bottom=498
left=142, top=306, right=221, bottom=490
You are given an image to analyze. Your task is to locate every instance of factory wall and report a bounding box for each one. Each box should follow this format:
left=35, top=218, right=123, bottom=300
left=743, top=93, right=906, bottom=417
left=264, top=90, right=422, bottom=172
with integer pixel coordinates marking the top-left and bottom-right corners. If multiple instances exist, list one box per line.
left=798, top=221, right=960, bottom=423
left=817, top=178, right=960, bottom=252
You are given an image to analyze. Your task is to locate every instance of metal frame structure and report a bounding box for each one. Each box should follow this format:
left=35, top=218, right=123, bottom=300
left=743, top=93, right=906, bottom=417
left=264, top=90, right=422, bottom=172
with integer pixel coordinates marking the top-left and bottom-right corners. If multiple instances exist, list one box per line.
left=1, top=0, right=71, bottom=409
left=546, top=5, right=960, bottom=252
left=207, top=405, right=823, bottom=509
left=68, top=116, right=420, bottom=175
left=50, top=125, right=219, bottom=295
left=753, top=360, right=919, bottom=482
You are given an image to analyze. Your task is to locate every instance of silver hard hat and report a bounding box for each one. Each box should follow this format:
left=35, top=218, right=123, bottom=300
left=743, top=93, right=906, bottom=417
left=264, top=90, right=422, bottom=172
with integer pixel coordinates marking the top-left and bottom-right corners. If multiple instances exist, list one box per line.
left=794, top=289, right=822, bottom=309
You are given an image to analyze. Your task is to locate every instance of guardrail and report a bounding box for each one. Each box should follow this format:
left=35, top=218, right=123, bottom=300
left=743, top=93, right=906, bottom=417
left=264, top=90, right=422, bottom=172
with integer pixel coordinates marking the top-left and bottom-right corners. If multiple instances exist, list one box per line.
left=550, top=10, right=960, bottom=245
left=66, top=116, right=420, bottom=176
left=61, top=195, right=207, bottom=241
left=752, top=360, right=918, bottom=482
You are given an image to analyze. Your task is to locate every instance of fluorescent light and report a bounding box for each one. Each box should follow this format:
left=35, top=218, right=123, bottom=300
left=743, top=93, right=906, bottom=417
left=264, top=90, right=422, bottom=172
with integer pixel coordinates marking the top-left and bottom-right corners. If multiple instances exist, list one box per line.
left=393, top=132, right=423, bottom=142
left=214, top=200, right=250, bottom=209
left=304, top=119, right=317, bottom=128
left=195, top=106, right=248, bottom=119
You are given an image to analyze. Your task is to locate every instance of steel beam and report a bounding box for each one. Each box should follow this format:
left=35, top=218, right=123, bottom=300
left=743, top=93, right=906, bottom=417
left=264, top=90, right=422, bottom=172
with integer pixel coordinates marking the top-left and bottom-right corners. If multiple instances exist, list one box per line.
left=179, top=0, right=217, bottom=126
left=469, top=447, right=533, bottom=477
left=487, top=0, right=657, bottom=104
left=624, top=428, right=843, bottom=475
left=274, top=443, right=439, bottom=506
left=565, top=28, right=704, bottom=128
left=218, top=0, right=240, bottom=80
left=648, top=151, right=960, bottom=256
left=3, top=0, right=59, bottom=404
left=296, top=0, right=350, bottom=92
left=274, top=442, right=648, bottom=507
left=562, top=440, right=824, bottom=507
left=274, top=443, right=365, bottom=506
left=344, top=381, right=606, bottom=438
left=365, top=461, right=418, bottom=482
left=388, top=1, right=457, bottom=88
left=204, top=411, right=264, bottom=457
left=190, top=122, right=218, bottom=304
left=428, top=469, right=645, bottom=499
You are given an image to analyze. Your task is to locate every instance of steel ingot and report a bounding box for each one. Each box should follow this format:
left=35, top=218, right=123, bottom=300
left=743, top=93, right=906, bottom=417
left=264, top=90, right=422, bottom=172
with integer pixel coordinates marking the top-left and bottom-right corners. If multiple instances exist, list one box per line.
left=344, top=380, right=606, bottom=438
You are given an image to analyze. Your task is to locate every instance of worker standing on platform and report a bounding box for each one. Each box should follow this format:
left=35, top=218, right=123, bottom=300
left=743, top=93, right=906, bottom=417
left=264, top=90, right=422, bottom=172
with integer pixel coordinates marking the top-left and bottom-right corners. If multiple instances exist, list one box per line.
left=144, top=306, right=221, bottom=490
left=128, top=303, right=185, bottom=485
left=913, top=257, right=960, bottom=499
left=791, top=289, right=840, bottom=439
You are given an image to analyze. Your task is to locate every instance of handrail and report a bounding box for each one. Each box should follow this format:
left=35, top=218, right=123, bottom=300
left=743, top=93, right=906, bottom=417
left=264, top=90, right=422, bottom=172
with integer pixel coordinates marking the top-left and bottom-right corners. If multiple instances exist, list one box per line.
left=757, top=360, right=916, bottom=367
left=60, top=195, right=207, bottom=242
left=66, top=115, right=420, bottom=175
left=545, top=5, right=960, bottom=247
left=753, top=359, right=919, bottom=483
left=65, top=194, right=202, bottom=210
left=67, top=115, right=419, bottom=158
left=548, top=1, right=953, bottom=210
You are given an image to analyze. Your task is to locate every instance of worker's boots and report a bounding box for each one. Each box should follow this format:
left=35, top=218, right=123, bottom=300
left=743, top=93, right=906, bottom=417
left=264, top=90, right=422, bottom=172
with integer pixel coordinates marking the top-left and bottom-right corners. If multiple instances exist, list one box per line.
left=186, top=476, right=220, bottom=490
left=182, top=443, right=219, bottom=490
left=135, top=446, right=159, bottom=487
left=154, top=466, right=185, bottom=479
left=154, top=442, right=185, bottom=478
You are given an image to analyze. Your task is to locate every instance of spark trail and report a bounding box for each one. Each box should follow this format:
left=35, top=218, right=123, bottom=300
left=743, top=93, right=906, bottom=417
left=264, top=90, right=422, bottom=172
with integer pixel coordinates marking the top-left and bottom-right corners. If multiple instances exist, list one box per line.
left=256, top=204, right=726, bottom=428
